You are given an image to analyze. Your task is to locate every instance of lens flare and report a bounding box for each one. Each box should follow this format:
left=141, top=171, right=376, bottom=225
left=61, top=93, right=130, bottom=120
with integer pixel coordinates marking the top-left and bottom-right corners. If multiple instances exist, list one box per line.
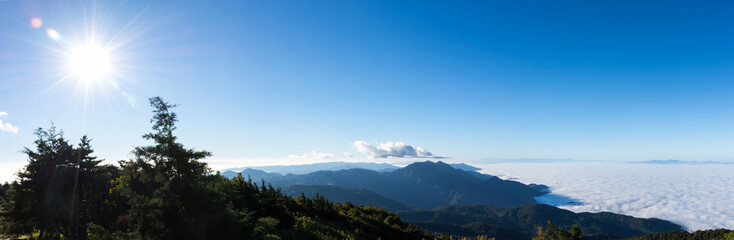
left=46, top=28, right=61, bottom=41
left=30, top=17, right=43, bottom=29
left=23, top=1, right=150, bottom=114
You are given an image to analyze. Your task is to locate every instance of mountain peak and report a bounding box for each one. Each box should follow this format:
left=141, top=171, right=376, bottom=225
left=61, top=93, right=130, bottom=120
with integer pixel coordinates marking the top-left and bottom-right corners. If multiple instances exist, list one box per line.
left=403, top=161, right=453, bottom=170
left=402, top=161, right=482, bottom=172
left=394, top=161, right=480, bottom=186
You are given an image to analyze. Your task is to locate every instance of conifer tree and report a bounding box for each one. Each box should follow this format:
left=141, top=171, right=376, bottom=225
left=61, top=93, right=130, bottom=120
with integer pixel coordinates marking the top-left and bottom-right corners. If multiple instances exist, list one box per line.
left=0, top=126, right=112, bottom=239
left=118, top=97, right=237, bottom=239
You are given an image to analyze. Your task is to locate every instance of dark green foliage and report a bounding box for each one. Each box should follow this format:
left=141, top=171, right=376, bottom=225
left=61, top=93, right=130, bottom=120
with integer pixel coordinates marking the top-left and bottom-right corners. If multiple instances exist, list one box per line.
left=623, top=228, right=733, bottom=240
left=0, top=182, right=8, bottom=202
left=223, top=174, right=440, bottom=239
left=466, top=222, right=531, bottom=240
left=114, top=97, right=239, bottom=239
left=0, top=97, right=443, bottom=240
left=411, top=221, right=529, bottom=240
left=400, top=204, right=682, bottom=240
left=0, top=182, right=8, bottom=235
left=3, top=96, right=730, bottom=240
left=0, top=126, right=118, bottom=239
left=532, top=222, right=584, bottom=240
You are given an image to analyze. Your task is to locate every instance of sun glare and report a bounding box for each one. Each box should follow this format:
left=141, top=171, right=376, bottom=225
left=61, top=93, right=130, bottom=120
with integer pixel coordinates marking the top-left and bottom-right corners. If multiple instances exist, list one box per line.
left=67, top=43, right=112, bottom=83
left=24, top=2, right=144, bottom=111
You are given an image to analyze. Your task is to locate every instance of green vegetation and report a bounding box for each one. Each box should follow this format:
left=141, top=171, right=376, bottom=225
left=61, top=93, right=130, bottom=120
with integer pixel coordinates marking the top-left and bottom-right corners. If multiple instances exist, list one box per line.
left=0, top=96, right=730, bottom=240
left=0, top=97, right=440, bottom=240
left=400, top=204, right=681, bottom=240
left=0, top=126, right=119, bottom=239
left=532, top=222, right=583, bottom=240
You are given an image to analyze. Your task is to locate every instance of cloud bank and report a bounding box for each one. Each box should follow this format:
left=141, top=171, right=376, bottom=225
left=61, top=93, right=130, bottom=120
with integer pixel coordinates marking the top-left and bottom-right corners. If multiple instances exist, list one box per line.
left=288, top=151, right=336, bottom=160
left=476, top=162, right=734, bottom=231
left=354, top=140, right=442, bottom=158
left=0, top=112, right=19, bottom=133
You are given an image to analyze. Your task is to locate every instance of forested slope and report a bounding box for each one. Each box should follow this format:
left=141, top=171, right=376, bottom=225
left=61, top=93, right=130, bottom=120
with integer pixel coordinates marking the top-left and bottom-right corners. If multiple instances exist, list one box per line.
left=0, top=97, right=439, bottom=240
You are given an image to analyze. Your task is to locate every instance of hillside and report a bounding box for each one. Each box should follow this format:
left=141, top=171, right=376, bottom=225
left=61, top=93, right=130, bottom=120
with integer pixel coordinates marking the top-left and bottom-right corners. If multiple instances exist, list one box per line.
left=221, top=175, right=441, bottom=240
left=0, top=98, right=441, bottom=240
left=0, top=98, right=715, bottom=240
left=236, top=161, right=688, bottom=239
left=266, top=161, right=543, bottom=209
left=399, top=204, right=682, bottom=240
left=280, top=185, right=412, bottom=212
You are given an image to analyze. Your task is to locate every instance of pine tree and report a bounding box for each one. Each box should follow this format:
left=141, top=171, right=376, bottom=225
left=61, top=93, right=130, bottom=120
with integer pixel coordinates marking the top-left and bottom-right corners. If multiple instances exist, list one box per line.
left=117, top=97, right=238, bottom=239
left=0, top=126, right=112, bottom=239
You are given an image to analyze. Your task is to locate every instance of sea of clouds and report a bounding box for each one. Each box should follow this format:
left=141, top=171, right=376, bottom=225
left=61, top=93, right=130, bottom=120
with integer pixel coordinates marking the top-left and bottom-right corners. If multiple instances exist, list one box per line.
left=476, top=162, right=734, bottom=231
left=0, top=162, right=25, bottom=183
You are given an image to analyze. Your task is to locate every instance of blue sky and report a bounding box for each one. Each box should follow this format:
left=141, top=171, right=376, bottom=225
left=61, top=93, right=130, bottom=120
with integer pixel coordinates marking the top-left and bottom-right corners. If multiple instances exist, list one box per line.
left=1, top=0, right=734, bottom=180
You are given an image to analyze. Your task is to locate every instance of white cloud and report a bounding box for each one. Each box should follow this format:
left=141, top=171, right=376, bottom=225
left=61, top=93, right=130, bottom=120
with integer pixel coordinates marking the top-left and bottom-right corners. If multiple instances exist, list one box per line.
left=476, top=162, right=734, bottom=231
left=354, top=140, right=441, bottom=158
left=288, top=151, right=336, bottom=160
left=344, top=152, right=353, bottom=158
left=0, top=112, right=19, bottom=134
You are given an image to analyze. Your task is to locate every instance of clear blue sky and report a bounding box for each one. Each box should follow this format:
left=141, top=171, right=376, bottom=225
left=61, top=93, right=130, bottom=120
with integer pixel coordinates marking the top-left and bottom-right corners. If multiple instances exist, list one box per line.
left=1, top=0, right=734, bottom=180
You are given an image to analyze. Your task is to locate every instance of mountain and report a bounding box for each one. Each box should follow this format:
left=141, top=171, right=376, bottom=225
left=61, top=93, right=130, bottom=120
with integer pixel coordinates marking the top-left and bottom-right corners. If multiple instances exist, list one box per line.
left=266, top=161, right=543, bottom=209
left=223, top=161, right=399, bottom=175
left=399, top=204, right=682, bottom=240
left=224, top=161, right=686, bottom=239
left=448, top=163, right=482, bottom=171
left=279, top=185, right=412, bottom=212
left=221, top=168, right=282, bottom=180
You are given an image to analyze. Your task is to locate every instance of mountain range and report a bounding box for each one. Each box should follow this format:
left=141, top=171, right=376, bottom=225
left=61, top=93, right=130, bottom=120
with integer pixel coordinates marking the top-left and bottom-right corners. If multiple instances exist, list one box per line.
left=635, top=159, right=734, bottom=165
left=279, top=185, right=412, bottom=212
left=221, top=161, right=683, bottom=239
left=232, top=161, right=544, bottom=209
left=223, top=161, right=399, bottom=175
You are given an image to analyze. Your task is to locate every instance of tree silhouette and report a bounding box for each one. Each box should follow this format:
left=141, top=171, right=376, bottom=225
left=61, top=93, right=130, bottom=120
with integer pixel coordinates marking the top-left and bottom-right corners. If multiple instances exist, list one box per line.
left=0, top=96, right=452, bottom=240
left=117, top=97, right=237, bottom=239
left=0, top=126, right=115, bottom=239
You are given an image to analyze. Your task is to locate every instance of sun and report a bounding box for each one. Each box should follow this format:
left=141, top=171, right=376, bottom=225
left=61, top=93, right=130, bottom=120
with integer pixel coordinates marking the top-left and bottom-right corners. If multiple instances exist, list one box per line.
left=26, top=2, right=147, bottom=109
left=67, top=42, right=113, bottom=83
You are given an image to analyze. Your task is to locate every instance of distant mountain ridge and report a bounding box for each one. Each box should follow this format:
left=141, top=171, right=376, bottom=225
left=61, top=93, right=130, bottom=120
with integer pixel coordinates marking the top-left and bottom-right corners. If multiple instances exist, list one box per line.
left=635, top=159, right=734, bottom=165
left=221, top=168, right=282, bottom=179
left=482, top=158, right=582, bottom=163
left=241, top=161, right=544, bottom=209
left=222, top=161, right=684, bottom=239
left=223, top=161, right=399, bottom=174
